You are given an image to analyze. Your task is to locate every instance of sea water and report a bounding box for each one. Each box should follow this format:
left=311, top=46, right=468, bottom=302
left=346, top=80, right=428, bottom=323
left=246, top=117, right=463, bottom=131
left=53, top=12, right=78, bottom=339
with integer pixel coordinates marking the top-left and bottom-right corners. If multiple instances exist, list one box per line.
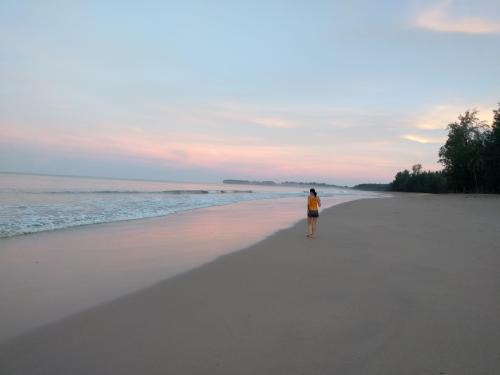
left=0, top=172, right=374, bottom=238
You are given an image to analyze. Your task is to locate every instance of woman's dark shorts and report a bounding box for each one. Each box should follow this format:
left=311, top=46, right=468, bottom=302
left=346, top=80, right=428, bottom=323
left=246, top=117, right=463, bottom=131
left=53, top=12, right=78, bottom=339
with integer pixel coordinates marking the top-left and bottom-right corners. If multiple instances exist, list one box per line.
left=307, top=210, right=319, bottom=218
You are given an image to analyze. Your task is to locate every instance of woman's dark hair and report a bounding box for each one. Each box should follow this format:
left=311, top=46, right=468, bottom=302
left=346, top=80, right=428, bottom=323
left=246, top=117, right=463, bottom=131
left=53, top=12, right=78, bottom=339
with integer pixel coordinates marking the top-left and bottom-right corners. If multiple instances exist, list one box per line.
left=310, top=188, right=317, bottom=197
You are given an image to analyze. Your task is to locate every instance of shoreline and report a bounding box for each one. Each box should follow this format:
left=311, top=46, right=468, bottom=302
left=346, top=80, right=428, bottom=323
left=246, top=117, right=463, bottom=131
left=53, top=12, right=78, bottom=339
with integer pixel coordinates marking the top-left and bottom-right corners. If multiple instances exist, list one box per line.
left=0, top=192, right=371, bottom=241
left=0, top=171, right=375, bottom=240
left=0, top=194, right=374, bottom=342
left=1, top=194, right=499, bottom=374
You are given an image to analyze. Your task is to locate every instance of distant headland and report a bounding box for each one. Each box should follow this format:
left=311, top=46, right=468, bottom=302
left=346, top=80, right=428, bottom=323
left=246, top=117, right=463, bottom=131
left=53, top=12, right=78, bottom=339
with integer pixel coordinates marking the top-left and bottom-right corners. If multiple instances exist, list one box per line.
left=222, top=179, right=349, bottom=189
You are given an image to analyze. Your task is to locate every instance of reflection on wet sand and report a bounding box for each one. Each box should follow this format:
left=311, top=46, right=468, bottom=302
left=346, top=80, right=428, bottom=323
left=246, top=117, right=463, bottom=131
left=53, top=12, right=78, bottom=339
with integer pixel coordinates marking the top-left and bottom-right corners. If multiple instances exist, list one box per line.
left=0, top=195, right=369, bottom=341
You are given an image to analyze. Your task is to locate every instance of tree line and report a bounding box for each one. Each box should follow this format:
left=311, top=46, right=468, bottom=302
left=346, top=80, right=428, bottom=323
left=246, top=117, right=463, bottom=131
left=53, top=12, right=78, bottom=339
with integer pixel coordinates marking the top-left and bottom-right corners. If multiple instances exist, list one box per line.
left=391, top=104, right=500, bottom=193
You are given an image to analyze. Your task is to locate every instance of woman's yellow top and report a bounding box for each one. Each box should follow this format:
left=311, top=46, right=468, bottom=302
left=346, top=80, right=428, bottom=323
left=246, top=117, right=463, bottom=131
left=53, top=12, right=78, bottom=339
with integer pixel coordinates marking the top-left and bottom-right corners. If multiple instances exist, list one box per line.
left=308, top=196, right=319, bottom=211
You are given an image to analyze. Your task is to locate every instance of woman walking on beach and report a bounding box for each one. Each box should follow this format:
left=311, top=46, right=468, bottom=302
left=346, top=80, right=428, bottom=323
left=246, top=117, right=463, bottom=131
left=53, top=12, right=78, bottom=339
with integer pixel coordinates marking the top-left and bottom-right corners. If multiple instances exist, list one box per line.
left=307, top=188, right=321, bottom=238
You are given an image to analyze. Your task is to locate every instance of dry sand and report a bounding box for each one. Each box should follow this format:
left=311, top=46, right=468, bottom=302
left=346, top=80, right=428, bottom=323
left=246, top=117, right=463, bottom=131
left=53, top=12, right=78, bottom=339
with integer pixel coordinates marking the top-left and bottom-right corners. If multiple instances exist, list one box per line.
left=1, top=194, right=499, bottom=374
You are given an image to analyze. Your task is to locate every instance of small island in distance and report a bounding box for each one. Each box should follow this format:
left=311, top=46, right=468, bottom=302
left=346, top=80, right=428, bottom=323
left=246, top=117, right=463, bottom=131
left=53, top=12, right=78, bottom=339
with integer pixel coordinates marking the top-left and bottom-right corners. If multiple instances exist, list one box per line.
left=223, top=179, right=390, bottom=191
left=223, top=179, right=349, bottom=188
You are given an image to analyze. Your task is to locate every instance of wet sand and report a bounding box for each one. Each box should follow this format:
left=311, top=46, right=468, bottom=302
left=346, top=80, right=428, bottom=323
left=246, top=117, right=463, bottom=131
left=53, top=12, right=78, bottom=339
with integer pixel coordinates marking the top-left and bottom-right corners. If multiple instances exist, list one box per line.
left=1, top=194, right=499, bottom=374
left=0, top=195, right=363, bottom=341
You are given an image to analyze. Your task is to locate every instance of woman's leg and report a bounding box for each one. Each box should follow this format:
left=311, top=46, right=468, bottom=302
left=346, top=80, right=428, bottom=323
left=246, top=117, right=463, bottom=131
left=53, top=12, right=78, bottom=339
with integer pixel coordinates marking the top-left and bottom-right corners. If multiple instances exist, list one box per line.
left=311, top=217, right=318, bottom=236
left=307, top=217, right=312, bottom=236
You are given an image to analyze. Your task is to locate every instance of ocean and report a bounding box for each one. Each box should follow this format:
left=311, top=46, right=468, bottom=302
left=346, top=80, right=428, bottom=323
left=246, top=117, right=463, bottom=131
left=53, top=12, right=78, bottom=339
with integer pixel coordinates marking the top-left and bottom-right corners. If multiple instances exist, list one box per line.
left=0, top=172, right=375, bottom=238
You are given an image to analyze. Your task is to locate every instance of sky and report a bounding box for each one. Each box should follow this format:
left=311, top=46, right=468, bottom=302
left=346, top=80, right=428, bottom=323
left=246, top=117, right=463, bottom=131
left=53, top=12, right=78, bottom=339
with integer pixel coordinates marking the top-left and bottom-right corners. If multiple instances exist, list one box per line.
left=1, top=0, right=499, bottom=185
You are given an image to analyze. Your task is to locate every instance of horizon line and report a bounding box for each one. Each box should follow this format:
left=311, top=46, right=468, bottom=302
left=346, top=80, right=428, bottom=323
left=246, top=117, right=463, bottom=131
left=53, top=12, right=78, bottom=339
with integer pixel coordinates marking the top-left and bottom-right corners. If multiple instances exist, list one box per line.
left=0, top=170, right=391, bottom=187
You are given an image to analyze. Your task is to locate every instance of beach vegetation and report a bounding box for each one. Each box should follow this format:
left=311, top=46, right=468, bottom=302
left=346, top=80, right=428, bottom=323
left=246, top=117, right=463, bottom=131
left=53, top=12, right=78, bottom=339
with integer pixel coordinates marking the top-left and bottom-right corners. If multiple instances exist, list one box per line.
left=438, top=110, right=489, bottom=192
left=352, top=183, right=391, bottom=191
left=483, top=105, right=500, bottom=192
left=391, top=104, right=500, bottom=194
left=390, top=167, right=448, bottom=193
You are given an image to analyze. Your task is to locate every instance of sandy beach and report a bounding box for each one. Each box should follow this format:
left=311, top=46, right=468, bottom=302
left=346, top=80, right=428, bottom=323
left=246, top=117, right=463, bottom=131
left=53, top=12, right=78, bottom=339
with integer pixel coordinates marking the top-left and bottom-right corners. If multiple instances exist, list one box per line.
left=1, top=194, right=499, bottom=374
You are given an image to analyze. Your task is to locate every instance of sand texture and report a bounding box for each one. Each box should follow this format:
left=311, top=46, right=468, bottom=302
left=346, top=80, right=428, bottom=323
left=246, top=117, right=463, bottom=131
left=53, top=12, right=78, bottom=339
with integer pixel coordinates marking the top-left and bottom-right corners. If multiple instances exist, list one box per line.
left=1, top=194, right=499, bottom=374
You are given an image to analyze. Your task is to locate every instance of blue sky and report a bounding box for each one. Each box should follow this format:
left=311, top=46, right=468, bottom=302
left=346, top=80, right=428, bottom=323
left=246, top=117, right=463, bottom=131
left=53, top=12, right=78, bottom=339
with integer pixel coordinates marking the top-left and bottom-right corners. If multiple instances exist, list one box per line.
left=1, top=0, right=499, bottom=185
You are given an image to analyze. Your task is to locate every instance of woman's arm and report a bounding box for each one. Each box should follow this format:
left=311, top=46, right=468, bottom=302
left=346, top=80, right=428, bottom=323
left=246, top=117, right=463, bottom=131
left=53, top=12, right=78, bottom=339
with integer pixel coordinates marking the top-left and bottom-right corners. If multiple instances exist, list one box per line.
left=318, top=197, right=321, bottom=207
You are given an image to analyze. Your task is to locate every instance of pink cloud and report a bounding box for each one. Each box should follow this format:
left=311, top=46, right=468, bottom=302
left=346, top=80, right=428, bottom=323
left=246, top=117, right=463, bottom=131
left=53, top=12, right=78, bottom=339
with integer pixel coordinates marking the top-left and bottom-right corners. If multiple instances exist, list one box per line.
left=1, top=123, right=400, bottom=182
left=413, top=104, right=495, bottom=130
left=412, top=0, right=500, bottom=34
left=401, top=134, right=446, bottom=144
